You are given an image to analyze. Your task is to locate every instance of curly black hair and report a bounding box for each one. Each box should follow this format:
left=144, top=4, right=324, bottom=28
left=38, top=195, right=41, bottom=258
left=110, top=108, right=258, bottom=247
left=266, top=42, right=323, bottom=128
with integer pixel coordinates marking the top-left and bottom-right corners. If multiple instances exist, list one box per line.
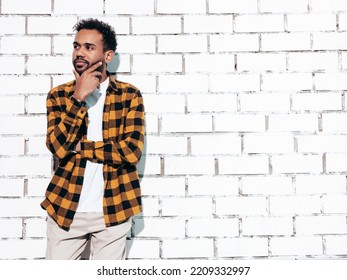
left=73, top=18, right=117, bottom=52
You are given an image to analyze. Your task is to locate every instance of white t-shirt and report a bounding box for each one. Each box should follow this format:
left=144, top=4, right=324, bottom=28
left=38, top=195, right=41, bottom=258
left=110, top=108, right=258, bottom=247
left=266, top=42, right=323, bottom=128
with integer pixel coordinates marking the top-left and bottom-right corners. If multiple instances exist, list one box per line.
left=76, top=78, right=109, bottom=213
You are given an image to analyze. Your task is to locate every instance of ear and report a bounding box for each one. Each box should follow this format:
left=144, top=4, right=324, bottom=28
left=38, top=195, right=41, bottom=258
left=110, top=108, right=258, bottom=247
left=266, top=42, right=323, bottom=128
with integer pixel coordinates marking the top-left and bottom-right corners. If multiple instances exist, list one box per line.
left=104, top=50, right=115, bottom=63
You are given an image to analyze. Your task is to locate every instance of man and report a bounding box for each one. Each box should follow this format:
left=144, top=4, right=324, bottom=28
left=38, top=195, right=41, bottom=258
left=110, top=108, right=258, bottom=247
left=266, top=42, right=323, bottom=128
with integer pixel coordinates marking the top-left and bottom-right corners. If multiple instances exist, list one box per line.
left=41, top=18, right=145, bottom=260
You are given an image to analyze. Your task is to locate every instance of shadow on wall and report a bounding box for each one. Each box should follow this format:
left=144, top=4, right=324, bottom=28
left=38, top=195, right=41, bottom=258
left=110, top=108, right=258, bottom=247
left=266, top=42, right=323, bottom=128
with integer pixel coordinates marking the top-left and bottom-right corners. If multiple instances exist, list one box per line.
left=80, top=102, right=148, bottom=260
left=107, top=52, right=121, bottom=75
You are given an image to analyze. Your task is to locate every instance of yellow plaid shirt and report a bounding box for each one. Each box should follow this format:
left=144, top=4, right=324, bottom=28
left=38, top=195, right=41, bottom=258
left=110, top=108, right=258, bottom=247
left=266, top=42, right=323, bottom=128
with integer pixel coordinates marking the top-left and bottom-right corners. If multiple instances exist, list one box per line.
left=41, top=74, right=145, bottom=230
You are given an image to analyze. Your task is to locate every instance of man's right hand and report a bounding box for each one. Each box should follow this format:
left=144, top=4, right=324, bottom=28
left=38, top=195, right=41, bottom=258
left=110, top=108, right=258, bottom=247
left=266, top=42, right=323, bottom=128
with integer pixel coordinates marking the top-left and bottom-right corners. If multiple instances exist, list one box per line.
left=72, top=61, right=102, bottom=102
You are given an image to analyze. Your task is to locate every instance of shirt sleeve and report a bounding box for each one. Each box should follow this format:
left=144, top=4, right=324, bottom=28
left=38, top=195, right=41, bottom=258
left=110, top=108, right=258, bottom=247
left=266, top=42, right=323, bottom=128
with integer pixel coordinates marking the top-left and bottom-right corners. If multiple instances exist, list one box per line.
left=46, top=89, right=88, bottom=159
left=79, top=93, right=145, bottom=166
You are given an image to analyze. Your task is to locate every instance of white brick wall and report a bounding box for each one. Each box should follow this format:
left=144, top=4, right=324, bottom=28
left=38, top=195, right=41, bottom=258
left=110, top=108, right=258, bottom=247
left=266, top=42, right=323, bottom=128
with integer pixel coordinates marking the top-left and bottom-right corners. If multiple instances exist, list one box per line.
left=1, top=0, right=347, bottom=260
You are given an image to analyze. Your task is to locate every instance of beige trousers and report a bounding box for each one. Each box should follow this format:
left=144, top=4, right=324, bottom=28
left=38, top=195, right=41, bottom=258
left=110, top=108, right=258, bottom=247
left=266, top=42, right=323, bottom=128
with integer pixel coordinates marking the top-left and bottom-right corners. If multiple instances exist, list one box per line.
left=46, top=212, right=131, bottom=260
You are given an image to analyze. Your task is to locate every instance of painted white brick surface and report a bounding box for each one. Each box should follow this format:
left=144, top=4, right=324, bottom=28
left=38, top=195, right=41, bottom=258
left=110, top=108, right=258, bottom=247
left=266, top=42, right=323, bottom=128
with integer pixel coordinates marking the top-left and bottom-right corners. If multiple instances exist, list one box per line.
left=1, top=0, right=347, bottom=261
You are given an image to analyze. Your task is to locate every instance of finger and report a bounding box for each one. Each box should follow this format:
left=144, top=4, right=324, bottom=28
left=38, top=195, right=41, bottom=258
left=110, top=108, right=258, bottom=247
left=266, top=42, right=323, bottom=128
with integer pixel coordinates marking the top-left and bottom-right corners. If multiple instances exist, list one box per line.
left=72, top=69, right=80, bottom=80
left=86, top=61, right=102, bottom=73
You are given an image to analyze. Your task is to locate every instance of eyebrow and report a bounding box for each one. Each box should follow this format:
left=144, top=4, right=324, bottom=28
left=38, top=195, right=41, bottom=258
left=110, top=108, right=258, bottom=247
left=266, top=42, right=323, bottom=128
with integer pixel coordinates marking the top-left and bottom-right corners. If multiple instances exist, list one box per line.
left=73, top=41, right=97, bottom=48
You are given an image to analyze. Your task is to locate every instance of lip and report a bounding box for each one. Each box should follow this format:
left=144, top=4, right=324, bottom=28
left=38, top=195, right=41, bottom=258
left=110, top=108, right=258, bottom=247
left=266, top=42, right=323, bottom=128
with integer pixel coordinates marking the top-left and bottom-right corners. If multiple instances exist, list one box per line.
left=74, top=59, right=89, bottom=67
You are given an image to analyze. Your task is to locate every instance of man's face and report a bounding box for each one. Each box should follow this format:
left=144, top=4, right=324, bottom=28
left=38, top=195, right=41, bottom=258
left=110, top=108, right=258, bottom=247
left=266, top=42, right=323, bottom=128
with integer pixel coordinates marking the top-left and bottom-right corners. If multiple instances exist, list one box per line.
left=72, top=29, right=106, bottom=75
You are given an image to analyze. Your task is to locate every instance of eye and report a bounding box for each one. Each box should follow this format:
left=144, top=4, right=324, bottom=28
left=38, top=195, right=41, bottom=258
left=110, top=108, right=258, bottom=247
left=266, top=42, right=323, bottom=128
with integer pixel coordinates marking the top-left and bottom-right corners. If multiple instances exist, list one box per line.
left=73, top=43, right=80, bottom=50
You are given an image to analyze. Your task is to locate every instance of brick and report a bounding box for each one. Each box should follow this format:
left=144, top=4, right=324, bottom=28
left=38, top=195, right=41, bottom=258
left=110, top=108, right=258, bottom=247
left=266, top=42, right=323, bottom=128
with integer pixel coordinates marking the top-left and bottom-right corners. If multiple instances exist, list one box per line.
left=25, top=218, right=46, bottom=238
left=28, top=16, right=77, bottom=34
left=134, top=218, right=185, bottom=237
left=54, top=0, right=103, bottom=14
left=161, top=114, right=212, bottom=133
left=0, top=76, right=51, bottom=95
left=218, top=155, right=269, bottom=175
left=210, top=34, right=259, bottom=52
left=216, top=196, right=267, bottom=215
left=140, top=177, right=186, bottom=196
left=114, top=54, right=130, bottom=73
left=140, top=198, right=160, bottom=216
left=105, top=0, right=154, bottom=15
left=161, top=197, right=213, bottom=216
left=240, top=93, right=290, bottom=112
left=295, top=175, right=346, bottom=194
left=164, top=156, right=215, bottom=175
left=260, top=0, right=309, bottom=13
left=270, top=195, right=321, bottom=215
left=0, top=116, right=46, bottom=134
left=209, top=0, right=258, bottom=13
left=287, top=14, right=336, bottom=32
left=1, top=36, right=51, bottom=54
left=270, top=236, right=323, bottom=256
left=52, top=36, right=74, bottom=54
left=235, top=15, right=284, bottom=33
left=159, top=74, right=208, bottom=93
left=132, top=54, right=182, bottom=73
left=162, top=239, right=214, bottom=258
left=325, top=236, right=347, bottom=255
left=27, top=137, right=50, bottom=155
left=243, top=217, right=293, bottom=236
left=0, top=219, right=22, bottom=238
left=268, top=113, right=319, bottom=132
left=241, top=176, right=293, bottom=195
left=297, top=135, right=347, bottom=153
left=339, top=14, right=347, bottom=31
left=27, top=178, right=51, bottom=197
left=0, top=96, right=23, bottom=114
left=296, top=216, right=347, bottom=234
left=0, top=179, right=24, bottom=197
left=262, top=73, right=312, bottom=91
left=243, top=133, right=294, bottom=154
left=0, top=239, right=45, bottom=259
left=322, top=113, right=347, bottom=132
left=145, top=135, right=187, bottom=154
left=218, top=238, right=268, bottom=257
left=187, top=218, right=239, bottom=237
left=157, top=0, right=206, bottom=14
left=261, top=33, right=311, bottom=51
left=187, top=93, right=237, bottom=112
left=191, top=133, right=241, bottom=155
left=184, top=15, right=233, bottom=33
left=158, top=35, right=207, bottom=53
left=132, top=16, right=181, bottom=35
left=27, top=95, right=47, bottom=114
left=326, top=153, right=347, bottom=172
left=313, top=32, right=347, bottom=50
left=315, top=73, right=347, bottom=90
left=323, top=195, right=347, bottom=213
left=126, top=239, right=159, bottom=259
left=0, top=137, right=25, bottom=155
left=215, top=114, right=266, bottom=132
left=144, top=94, right=185, bottom=113
left=0, top=157, right=53, bottom=177
left=137, top=155, right=161, bottom=175
left=210, top=74, right=260, bottom=92
left=89, top=16, right=130, bottom=35
left=0, top=16, right=25, bottom=35
left=272, top=155, right=323, bottom=174
left=2, top=0, right=51, bottom=14
left=0, top=198, right=45, bottom=217
left=0, top=56, right=25, bottom=74
left=27, top=56, right=72, bottom=74
left=292, top=92, right=342, bottom=111
left=288, top=52, right=338, bottom=71
left=237, top=53, right=286, bottom=72
left=117, top=35, right=156, bottom=54
left=187, top=176, right=239, bottom=196
left=185, top=54, right=235, bottom=73
left=117, top=74, right=156, bottom=93
left=143, top=114, right=158, bottom=133
left=311, top=0, right=347, bottom=12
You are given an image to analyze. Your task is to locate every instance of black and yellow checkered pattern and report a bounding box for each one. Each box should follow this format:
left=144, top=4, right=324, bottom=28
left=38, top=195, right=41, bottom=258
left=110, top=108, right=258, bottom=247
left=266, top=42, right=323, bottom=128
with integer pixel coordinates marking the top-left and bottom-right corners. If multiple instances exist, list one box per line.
left=41, top=74, right=145, bottom=230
